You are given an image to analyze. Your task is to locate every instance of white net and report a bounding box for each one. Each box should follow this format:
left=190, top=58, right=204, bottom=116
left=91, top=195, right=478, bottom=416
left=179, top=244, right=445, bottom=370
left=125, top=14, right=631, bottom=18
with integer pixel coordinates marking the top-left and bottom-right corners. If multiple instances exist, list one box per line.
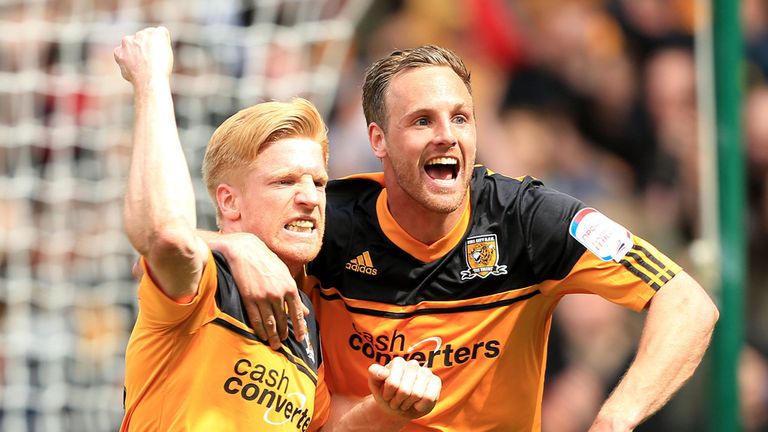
left=0, top=0, right=370, bottom=430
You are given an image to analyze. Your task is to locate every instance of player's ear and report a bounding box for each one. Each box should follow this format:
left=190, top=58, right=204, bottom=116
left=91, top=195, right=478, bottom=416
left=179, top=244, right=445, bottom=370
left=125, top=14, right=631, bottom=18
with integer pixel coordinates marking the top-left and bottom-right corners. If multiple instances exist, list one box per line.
left=216, top=183, right=241, bottom=222
left=369, top=122, right=387, bottom=159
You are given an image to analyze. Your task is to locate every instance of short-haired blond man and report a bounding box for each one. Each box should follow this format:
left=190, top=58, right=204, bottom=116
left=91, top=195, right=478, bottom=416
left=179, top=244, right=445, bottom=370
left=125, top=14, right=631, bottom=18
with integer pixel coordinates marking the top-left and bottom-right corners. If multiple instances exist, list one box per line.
left=116, top=27, right=440, bottom=432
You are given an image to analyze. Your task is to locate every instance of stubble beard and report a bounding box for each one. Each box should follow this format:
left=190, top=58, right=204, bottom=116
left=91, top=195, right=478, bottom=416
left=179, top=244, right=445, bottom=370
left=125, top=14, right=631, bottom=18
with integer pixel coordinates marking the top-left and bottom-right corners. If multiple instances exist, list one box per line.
left=271, top=236, right=323, bottom=273
left=392, top=160, right=470, bottom=215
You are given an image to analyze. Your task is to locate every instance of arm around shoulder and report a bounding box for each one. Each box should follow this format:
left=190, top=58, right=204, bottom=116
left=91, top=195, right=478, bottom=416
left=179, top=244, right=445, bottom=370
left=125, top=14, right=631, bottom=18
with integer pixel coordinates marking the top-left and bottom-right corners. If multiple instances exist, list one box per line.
left=200, top=230, right=308, bottom=348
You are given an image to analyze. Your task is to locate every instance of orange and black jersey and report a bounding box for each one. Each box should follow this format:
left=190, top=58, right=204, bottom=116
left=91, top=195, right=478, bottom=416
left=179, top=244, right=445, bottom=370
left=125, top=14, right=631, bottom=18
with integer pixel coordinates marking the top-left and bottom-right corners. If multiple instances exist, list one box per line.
left=122, top=250, right=329, bottom=432
left=306, top=166, right=681, bottom=431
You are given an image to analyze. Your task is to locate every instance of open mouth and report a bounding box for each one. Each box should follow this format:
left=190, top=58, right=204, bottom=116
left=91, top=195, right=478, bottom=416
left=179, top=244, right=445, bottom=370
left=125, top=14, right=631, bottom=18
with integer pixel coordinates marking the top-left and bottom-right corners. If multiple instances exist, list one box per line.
left=424, top=157, right=459, bottom=181
left=285, top=220, right=315, bottom=233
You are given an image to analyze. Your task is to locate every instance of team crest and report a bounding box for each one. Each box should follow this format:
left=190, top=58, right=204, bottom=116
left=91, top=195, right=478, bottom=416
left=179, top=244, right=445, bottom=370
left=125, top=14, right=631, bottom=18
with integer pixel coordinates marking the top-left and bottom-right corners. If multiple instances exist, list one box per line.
left=460, top=234, right=508, bottom=280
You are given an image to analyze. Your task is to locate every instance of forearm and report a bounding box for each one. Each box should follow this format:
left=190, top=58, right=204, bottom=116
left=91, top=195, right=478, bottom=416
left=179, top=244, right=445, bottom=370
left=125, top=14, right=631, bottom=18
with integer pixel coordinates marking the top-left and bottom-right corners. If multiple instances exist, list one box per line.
left=124, top=79, right=197, bottom=255
left=591, top=272, right=718, bottom=430
left=323, top=395, right=409, bottom=432
left=197, top=229, right=233, bottom=249
left=117, top=28, right=205, bottom=299
left=194, top=229, right=306, bottom=346
left=197, top=230, right=266, bottom=262
left=323, top=360, right=440, bottom=431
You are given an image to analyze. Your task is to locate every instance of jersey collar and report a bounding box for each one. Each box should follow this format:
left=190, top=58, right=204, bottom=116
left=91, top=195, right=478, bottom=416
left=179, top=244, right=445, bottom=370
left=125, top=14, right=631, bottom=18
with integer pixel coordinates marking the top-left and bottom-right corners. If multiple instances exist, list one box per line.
left=375, top=188, right=471, bottom=263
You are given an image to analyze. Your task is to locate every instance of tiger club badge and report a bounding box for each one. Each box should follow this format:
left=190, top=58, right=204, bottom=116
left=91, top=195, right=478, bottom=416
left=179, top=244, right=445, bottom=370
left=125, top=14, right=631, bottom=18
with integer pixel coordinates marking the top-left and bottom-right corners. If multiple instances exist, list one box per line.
left=461, top=234, right=508, bottom=280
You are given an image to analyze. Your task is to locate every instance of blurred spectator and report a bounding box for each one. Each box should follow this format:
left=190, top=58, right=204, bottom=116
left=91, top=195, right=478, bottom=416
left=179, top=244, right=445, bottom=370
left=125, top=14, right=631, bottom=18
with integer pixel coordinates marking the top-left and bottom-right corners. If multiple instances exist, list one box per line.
left=543, top=295, right=637, bottom=432
left=744, top=0, right=768, bottom=82
left=641, top=46, right=700, bottom=252
left=609, top=0, right=694, bottom=66
left=740, top=345, right=768, bottom=432
left=745, top=86, right=768, bottom=355
left=327, top=73, right=380, bottom=178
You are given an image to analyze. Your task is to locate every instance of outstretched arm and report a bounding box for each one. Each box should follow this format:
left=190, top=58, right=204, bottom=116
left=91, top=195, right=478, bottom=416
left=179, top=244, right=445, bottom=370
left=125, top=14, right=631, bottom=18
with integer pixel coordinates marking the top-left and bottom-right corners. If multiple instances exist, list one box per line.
left=199, top=230, right=308, bottom=348
left=323, top=358, right=442, bottom=431
left=589, top=271, right=719, bottom=431
left=117, top=27, right=207, bottom=301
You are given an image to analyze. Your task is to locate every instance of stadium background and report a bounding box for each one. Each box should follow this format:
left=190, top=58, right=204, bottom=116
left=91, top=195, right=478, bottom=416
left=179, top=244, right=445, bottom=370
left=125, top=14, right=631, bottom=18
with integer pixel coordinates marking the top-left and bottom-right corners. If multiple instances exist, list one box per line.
left=0, top=0, right=766, bottom=430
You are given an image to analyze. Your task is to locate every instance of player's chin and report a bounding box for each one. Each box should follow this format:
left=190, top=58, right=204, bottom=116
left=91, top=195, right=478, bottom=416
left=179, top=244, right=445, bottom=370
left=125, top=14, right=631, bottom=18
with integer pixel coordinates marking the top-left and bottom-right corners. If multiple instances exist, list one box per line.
left=421, top=189, right=465, bottom=214
left=279, top=243, right=322, bottom=266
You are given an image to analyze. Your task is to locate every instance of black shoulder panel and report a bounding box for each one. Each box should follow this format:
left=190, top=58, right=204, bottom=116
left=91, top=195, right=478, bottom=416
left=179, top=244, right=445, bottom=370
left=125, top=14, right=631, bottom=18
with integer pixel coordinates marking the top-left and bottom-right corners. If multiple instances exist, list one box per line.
left=212, top=251, right=321, bottom=370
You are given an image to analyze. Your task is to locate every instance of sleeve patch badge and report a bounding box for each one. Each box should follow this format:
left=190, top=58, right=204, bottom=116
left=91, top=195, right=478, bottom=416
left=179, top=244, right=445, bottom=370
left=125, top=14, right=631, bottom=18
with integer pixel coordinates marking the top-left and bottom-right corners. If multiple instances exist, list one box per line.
left=569, top=208, right=633, bottom=262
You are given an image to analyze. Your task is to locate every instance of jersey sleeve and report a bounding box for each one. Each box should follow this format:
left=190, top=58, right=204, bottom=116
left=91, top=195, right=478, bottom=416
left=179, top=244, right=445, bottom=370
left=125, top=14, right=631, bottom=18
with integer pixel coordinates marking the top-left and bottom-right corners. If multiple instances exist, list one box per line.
left=515, top=178, right=588, bottom=279
left=136, top=250, right=218, bottom=330
left=307, top=363, right=330, bottom=431
left=516, top=178, right=682, bottom=311
left=540, top=235, right=682, bottom=311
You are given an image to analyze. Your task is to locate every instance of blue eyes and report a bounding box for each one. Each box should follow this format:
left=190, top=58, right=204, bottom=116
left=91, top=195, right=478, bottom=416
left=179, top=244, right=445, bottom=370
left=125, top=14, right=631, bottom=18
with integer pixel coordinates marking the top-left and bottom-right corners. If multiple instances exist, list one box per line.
left=415, top=116, right=468, bottom=126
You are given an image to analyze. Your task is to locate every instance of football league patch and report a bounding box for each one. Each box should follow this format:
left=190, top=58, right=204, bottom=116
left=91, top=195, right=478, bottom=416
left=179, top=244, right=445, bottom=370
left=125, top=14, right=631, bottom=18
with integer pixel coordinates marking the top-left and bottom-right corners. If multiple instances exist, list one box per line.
left=569, top=208, right=633, bottom=262
left=460, top=234, right=508, bottom=280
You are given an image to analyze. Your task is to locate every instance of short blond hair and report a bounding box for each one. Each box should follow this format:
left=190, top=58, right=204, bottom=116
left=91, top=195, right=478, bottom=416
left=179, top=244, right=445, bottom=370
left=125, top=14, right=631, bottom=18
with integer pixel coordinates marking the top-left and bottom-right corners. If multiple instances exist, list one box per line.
left=202, top=98, right=329, bottom=222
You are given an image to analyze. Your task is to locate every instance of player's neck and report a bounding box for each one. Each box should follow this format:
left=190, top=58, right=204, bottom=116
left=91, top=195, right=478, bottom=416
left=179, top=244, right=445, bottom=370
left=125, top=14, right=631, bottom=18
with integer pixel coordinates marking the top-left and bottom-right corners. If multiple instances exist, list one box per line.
left=287, top=262, right=305, bottom=280
left=287, top=264, right=307, bottom=286
left=385, top=189, right=466, bottom=245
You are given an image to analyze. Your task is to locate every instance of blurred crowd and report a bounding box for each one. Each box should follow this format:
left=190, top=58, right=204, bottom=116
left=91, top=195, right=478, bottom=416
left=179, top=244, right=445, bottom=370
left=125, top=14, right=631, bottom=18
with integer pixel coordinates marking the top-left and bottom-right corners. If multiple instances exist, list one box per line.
left=0, top=0, right=766, bottom=430
left=0, top=1, right=369, bottom=430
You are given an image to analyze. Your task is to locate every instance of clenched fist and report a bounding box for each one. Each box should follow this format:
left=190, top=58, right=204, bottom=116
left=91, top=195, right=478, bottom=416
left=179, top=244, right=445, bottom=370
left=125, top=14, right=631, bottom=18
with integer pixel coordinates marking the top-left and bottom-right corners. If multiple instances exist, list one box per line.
left=113, top=26, right=173, bottom=87
left=368, top=357, right=442, bottom=419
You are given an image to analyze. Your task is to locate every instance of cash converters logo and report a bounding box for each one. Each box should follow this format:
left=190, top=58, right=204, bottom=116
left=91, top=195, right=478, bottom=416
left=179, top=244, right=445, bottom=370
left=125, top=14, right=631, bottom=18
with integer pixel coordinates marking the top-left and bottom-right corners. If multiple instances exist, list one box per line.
left=347, top=323, right=500, bottom=368
left=223, top=358, right=312, bottom=431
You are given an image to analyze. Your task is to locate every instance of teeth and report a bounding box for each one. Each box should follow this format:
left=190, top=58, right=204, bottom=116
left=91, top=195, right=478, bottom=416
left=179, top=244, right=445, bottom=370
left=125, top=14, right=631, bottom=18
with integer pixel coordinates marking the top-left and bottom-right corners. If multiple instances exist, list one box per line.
left=426, top=157, right=457, bottom=165
left=286, top=220, right=314, bottom=232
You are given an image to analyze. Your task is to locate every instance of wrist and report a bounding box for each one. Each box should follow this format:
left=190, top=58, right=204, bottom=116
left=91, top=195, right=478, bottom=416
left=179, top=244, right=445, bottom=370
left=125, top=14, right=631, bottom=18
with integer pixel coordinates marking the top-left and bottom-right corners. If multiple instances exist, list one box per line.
left=132, top=76, right=172, bottom=96
left=591, top=411, right=637, bottom=432
left=367, top=397, right=410, bottom=428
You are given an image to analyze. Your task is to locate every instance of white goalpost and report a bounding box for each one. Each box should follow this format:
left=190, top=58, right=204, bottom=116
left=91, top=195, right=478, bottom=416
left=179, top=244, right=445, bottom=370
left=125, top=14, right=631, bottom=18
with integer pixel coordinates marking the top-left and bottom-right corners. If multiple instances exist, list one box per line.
left=0, top=0, right=370, bottom=430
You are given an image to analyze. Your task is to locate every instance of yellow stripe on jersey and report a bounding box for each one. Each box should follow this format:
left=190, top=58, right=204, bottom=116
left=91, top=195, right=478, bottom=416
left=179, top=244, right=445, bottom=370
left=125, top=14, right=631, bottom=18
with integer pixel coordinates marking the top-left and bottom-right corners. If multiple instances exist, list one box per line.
left=619, top=236, right=681, bottom=290
left=311, top=281, right=543, bottom=319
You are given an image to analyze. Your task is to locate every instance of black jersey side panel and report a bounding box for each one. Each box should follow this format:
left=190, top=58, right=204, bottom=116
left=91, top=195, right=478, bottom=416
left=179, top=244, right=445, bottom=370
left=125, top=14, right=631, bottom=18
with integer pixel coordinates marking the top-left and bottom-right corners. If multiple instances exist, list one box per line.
left=212, top=251, right=321, bottom=370
left=310, top=168, right=589, bottom=306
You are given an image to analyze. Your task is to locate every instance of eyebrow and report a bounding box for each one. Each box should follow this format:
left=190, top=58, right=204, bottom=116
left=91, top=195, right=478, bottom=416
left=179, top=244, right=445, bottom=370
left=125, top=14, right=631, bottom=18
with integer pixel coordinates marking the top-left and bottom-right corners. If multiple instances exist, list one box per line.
left=405, top=102, right=470, bottom=115
left=401, top=102, right=472, bottom=123
left=266, top=166, right=327, bottom=179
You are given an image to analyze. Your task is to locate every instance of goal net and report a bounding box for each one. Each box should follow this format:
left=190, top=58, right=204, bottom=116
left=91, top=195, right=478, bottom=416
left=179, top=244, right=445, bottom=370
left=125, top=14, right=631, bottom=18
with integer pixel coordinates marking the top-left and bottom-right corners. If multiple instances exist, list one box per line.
left=0, top=0, right=370, bottom=430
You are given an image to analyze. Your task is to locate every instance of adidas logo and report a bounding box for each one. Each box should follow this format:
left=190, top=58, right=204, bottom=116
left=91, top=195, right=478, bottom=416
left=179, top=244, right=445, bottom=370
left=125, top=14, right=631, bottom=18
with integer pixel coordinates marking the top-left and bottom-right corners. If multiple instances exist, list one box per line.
left=345, top=251, right=378, bottom=276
